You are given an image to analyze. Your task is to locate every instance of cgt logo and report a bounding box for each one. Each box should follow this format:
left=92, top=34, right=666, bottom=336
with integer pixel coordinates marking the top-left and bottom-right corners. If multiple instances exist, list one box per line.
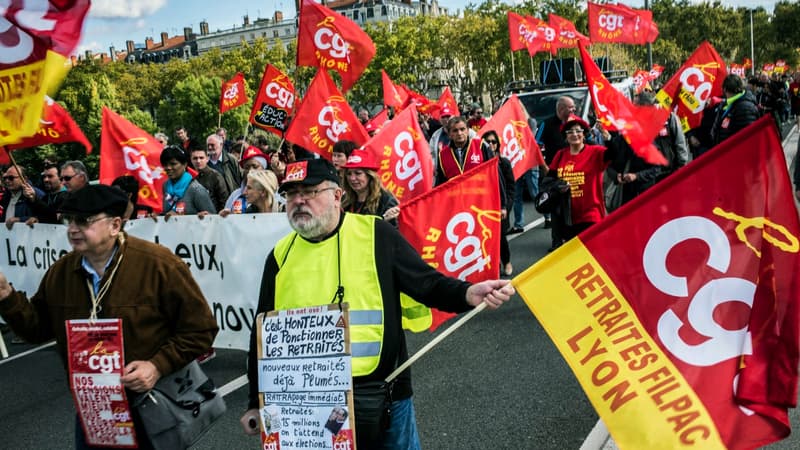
left=598, top=12, right=625, bottom=32
left=676, top=63, right=721, bottom=113
left=223, top=83, right=240, bottom=100
left=266, top=79, right=295, bottom=109
left=314, top=20, right=350, bottom=60
left=121, top=138, right=165, bottom=185
left=318, top=105, right=350, bottom=142
left=501, top=121, right=527, bottom=167
left=88, top=341, right=122, bottom=374
left=644, top=209, right=799, bottom=367
left=443, top=206, right=502, bottom=279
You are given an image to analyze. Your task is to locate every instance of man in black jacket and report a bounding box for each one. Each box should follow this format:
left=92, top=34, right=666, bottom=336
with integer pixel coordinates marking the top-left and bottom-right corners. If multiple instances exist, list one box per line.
left=711, top=74, right=761, bottom=146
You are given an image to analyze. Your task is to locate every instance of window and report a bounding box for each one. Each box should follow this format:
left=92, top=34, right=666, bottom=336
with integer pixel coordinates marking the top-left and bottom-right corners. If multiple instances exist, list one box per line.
left=367, top=7, right=374, bottom=18
left=273, top=30, right=279, bottom=38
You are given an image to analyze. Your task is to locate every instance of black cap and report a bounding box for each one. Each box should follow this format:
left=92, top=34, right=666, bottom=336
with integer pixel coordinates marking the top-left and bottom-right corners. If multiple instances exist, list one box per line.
left=279, top=159, right=340, bottom=192
left=58, top=184, right=130, bottom=218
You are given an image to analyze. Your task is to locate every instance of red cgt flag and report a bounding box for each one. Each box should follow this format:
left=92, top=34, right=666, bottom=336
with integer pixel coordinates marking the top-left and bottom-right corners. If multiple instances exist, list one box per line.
left=402, top=85, right=436, bottom=115
left=0, top=0, right=90, bottom=145
left=588, top=1, right=658, bottom=45
left=2, top=96, right=92, bottom=165
left=549, top=13, right=589, bottom=50
left=515, top=116, right=800, bottom=449
left=528, top=16, right=558, bottom=56
left=655, top=41, right=726, bottom=133
left=219, top=72, right=248, bottom=114
left=285, top=69, right=369, bottom=160
left=507, top=11, right=538, bottom=53
left=100, top=107, right=166, bottom=214
left=580, top=42, right=669, bottom=165
left=432, top=86, right=458, bottom=121
left=364, top=108, right=389, bottom=134
left=399, top=159, right=501, bottom=330
left=363, top=105, right=433, bottom=203
left=382, top=70, right=408, bottom=110
left=250, top=64, right=296, bottom=137
left=476, top=94, right=543, bottom=180
left=296, top=0, right=376, bottom=93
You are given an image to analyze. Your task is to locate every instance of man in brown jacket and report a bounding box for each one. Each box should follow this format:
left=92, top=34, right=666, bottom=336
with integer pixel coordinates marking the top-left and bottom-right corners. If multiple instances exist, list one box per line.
left=0, top=184, right=219, bottom=448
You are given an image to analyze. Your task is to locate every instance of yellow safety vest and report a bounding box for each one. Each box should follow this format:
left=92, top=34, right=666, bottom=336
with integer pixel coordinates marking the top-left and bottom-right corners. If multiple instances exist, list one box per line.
left=274, top=213, right=431, bottom=376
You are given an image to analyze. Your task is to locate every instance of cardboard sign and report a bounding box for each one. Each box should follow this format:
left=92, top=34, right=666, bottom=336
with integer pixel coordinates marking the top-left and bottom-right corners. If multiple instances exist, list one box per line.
left=257, top=305, right=355, bottom=450
left=66, top=319, right=136, bottom=448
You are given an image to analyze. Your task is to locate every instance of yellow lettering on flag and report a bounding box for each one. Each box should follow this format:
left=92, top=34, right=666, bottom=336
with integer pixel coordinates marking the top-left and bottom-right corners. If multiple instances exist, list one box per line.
left=0, top=51, right=69, bottom=145
left=513, top=239, right=726, bottom=449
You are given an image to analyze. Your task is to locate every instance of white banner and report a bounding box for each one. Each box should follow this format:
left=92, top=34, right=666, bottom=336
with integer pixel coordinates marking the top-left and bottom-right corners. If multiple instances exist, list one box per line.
left=0, top=214, right=292, bottom=350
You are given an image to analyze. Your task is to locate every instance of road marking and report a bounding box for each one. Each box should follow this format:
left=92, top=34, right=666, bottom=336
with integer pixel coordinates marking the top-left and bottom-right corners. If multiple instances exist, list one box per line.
left=218, top=374, right=248, bottom=397
left=507, top=217, right=545, bottom=241
left=0, top=341, right=56, bottom=366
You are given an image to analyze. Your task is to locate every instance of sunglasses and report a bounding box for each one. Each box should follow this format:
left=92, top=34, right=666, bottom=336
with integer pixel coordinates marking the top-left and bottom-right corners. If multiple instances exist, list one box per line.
left=484, top=140, right=498, bottom=145
left=61, top=214, right=112, bottom=228
left=60, top=174, right=80, bottom=182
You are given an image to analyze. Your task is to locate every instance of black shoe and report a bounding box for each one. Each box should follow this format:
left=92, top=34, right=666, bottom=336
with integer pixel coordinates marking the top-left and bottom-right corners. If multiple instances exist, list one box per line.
left=543, top=218, right=552, bottom=229
left=508, top=226, right=524, bottom=234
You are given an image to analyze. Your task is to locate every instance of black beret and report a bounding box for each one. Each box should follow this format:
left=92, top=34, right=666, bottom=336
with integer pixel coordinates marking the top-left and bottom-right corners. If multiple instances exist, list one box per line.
left=58, top=184, right=130, bottom=218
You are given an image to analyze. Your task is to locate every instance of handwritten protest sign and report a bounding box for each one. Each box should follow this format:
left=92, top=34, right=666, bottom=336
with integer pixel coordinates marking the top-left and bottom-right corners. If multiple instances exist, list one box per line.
left=66, top=319, right=137, bottom=447
left=257, top=305, right=355, bottom=450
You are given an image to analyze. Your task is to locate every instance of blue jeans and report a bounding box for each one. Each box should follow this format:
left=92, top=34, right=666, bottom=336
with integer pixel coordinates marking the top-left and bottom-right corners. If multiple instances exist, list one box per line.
left=513, top=169, right=539, bottom=228
left=380, top=397, right=421, bottom=450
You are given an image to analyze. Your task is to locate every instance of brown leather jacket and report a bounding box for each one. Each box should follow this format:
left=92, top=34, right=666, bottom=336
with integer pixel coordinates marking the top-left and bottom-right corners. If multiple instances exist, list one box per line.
left=0, top=234, right=219, bottom=377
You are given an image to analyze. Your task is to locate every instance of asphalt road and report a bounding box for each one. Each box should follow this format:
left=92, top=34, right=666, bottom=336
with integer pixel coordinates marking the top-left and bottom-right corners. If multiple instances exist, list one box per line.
left=2, top=124, right=799, bottom=449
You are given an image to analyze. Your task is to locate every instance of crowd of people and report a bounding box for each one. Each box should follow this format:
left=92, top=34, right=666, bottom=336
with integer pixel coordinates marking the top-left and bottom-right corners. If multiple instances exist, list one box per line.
left=0, top=68, right=798, bottom=449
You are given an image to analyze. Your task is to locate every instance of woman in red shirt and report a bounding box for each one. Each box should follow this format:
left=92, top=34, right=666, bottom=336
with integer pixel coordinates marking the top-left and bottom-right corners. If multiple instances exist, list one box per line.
left=546, top=114, right=616, bottom=246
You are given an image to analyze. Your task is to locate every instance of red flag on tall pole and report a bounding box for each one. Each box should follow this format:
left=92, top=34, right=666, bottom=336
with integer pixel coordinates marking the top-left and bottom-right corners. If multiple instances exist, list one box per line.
left=528, top=16, right=558, bottom=56
left=250, top=64, right=296, bottom=137
left=655, top=41, right=727, bottom=133
left=476, top=95, right=544, bottom=180
left=507, top=11, right=538, bottom=53
left=296, top=0, right=376, bottom=92
left=588, top=1, right=659, bottom=45
left=284, top=70, right=369, bottom=160
left=0, top=0, right=91, bottom=145
left=548, top=13, right=589, bottom=50
left=579, top=42, right=669, bottom=165
left=432, top=86, right=459, bottom=121
left=382, top=70, right=408, bottom=110
left=399, top=160, right=502, bottom=330
left=219, top=72, right=248, bottom=114
left=515, top=116, right=800, bottom=449
left=100, top=108, right=166, bottom=214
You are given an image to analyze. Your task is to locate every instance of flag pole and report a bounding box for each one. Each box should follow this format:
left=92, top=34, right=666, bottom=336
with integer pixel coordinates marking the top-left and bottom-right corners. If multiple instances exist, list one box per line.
left=384, top=302, right=487, bottom=383
left=218, top=112, right=222, bottom=129
left=529, top=55, right=535, bottom=81
left=510, top=49, right=516, bottom=81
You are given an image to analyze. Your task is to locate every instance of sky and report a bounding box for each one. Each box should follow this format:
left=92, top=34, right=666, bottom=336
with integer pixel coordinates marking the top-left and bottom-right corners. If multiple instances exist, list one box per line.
left=79, top=0, right=781, bottom=56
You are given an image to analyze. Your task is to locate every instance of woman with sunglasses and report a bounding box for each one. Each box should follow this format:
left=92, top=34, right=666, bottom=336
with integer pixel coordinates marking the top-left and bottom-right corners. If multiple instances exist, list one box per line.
left=545, top=114, right=618, bottom=248
left=482, top=130, right=516, bottom=276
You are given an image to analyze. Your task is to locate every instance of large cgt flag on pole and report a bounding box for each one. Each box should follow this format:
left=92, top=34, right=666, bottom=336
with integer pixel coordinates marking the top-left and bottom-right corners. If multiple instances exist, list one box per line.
left=296, top=0, right=376, bottom=93
left=398, top=159, right=501, bottom=331
left=0, top=0, right=91, bottom=146
left=587, top=1, right=658, bottom=45
left=100, top=108, right=166, bottom=214
left=514, top=116, right=800, bottom=450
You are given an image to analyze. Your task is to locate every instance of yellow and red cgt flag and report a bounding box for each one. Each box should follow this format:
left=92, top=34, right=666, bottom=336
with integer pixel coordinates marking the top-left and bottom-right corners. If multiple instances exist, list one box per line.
left=1, top=96, right=91, bottom=165
left=284, top=69, right=369, bottom=160
left=515, top=116, right=800, bottom=450
left=296, top=0, right=376, bottom=93
left=100, top=108, right=166, bottom=214
left=250, top=64, right=295, bottom=137
left=476, top=94, right=543, bottom=180
left=579, top=42, right=669, bottom=165
left=655, top=41, right=726, bottom=133
left=587, top=1, right=658, bottom=45
left=219, top=72, right=248, bottom=114
left=548, top=13, right=589, bottom=50
left=362, top=104, right=432, bottom=204
left=382, top=70, right=408, bottom=110
left=399, top=159, right=501, bottom=330
left=0, top=0, right=90, bottom=146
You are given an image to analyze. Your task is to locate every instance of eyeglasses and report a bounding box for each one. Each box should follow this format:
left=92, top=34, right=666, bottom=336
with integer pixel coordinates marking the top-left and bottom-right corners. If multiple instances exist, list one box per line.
left=279, top=187, right=337, bottom=201
left=2, top=175, right=18, bottom=181
left=484, top=140, right=498, bottom=145
left=565, top=129, right=584, bottom=136
left=62, top=214, right=112, bottom=228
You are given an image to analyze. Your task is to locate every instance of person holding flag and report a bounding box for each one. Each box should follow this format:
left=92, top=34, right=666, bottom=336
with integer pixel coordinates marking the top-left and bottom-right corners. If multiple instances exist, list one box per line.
left=240, top=158, right=515, bottom=449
